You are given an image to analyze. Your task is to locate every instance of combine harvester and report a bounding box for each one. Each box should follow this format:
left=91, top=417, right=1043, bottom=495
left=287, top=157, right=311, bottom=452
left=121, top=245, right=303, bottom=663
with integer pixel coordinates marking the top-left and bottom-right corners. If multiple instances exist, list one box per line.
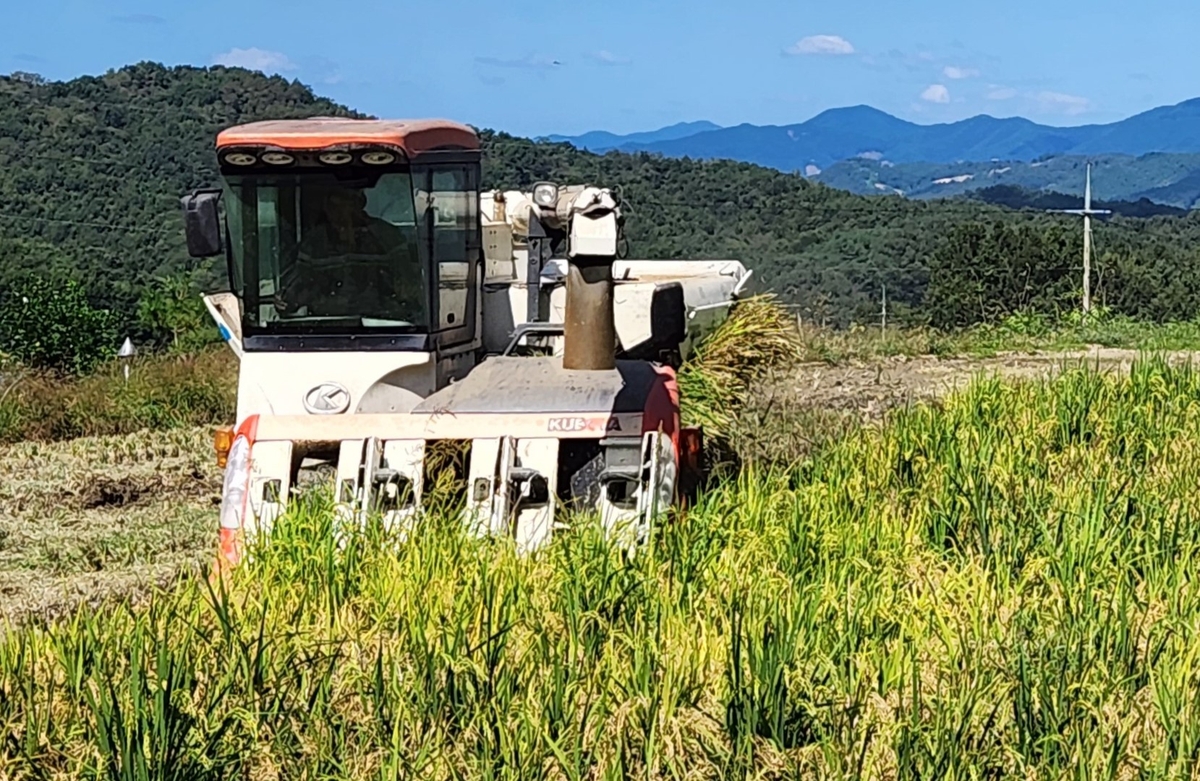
left=181, top=118, right=752, bottom=567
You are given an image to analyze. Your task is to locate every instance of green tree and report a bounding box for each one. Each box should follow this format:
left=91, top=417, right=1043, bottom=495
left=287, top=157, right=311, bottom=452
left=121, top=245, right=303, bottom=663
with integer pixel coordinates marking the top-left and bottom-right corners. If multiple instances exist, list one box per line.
left=0, top=277, right=120, bottom=373
left=923, top=221, right=1080, bottom=328
left=137, top=274, right=219, bottom=353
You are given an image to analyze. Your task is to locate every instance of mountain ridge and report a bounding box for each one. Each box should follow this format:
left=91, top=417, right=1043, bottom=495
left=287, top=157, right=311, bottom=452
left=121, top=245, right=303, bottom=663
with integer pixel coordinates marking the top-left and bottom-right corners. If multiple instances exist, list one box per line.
left=547, top=100, right=1200, bottom=208
left=541, top=120, right=721, bottom=152
left=549, top=99, right=1200, bottom=169
left=810, top=152, right=1200, bottom=209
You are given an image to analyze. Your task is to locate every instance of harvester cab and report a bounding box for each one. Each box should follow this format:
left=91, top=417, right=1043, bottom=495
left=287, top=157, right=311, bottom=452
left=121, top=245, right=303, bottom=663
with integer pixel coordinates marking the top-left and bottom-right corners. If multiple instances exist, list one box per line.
left=182, top=117, right=751, bottom=566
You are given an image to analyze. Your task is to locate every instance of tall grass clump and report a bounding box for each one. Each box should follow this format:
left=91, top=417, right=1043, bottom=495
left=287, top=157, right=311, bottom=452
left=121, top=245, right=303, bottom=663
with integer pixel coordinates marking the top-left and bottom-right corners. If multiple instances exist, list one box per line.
left=0, top=348, right=235, bottom=444
left=4, top=356, right=1200, bottom=776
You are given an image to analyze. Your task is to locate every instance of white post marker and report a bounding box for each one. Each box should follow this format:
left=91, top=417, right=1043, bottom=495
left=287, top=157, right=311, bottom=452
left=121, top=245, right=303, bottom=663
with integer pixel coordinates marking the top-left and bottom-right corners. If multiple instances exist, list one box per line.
left=118, top=337, right=136, bottom=383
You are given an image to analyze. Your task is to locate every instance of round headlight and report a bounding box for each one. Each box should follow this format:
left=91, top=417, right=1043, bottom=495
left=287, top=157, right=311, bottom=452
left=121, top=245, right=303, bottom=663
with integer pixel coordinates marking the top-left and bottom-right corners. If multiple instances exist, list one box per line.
left=319, top=152, right=353, bottom=165
left=261, top=152, right=294, bottom=166
left=362, top=151, right=396, bottom=165
left=532, top=182, right=558, bottom=209
left=225, top=153, right=256, bottom=166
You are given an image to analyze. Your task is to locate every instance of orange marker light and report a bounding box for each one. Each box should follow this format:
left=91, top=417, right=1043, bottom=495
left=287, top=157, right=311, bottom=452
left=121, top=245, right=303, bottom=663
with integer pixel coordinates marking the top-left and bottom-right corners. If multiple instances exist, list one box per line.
left=214, top=425, right=235, bottom=468
left=680, top=427, right=704, bottom=474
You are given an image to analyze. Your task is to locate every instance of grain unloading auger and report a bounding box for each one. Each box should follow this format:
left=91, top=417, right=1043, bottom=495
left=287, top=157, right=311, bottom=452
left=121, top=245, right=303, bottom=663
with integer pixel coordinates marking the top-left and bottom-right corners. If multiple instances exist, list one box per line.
left=181, top=118, right=752, bottom=567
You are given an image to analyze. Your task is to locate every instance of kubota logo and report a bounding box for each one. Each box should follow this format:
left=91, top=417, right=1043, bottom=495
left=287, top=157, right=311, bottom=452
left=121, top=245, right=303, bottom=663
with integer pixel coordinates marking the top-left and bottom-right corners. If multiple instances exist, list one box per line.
left=303, top=382, right=351, bottom=415
left=547, top=416, right=622, bottom=433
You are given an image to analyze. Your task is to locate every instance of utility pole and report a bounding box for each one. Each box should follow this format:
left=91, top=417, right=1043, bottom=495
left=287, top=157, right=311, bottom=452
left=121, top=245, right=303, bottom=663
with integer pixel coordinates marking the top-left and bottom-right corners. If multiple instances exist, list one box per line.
left=1050, top=162, right=1111, bottom=317
left=880, top=283, right=887, bottom=337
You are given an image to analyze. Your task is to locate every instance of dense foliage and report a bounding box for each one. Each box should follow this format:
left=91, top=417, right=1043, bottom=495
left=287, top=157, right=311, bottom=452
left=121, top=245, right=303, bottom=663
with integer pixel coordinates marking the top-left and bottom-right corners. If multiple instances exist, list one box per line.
left=481, top=129, right=1200, bottom=325
left=0, top=62, right=358, bottom=346
left=963, top=185, right=1187, bottom=218
left=3, top=62, right=1200, bottom=351
left=0, top=277, right=119, bottom=373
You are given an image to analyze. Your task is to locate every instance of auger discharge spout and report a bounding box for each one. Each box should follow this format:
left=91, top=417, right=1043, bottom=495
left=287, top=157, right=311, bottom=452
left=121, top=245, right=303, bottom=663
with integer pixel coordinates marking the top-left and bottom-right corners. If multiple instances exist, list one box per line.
left=554, top=185, right=623, bottom=371
left=563, top=256, right=616, bottom=371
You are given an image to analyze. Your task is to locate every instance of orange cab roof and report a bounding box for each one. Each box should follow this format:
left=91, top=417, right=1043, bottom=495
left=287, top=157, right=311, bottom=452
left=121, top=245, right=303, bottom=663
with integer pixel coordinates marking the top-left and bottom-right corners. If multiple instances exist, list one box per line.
left=216, top=118, right=479, bottom=156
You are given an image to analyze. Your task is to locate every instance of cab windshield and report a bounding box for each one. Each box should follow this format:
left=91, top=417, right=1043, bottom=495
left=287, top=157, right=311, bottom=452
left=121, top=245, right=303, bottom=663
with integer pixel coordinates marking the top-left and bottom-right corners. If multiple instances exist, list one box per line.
left=224, top=170, right=429, bottom=332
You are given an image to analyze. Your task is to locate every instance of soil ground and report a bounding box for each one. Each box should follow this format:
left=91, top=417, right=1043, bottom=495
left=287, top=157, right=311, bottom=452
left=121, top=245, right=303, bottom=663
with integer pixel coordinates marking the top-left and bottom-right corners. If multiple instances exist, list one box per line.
left=781, top=347, right=1198, bottom=418
left=1, top=347, right=1193, bottom=623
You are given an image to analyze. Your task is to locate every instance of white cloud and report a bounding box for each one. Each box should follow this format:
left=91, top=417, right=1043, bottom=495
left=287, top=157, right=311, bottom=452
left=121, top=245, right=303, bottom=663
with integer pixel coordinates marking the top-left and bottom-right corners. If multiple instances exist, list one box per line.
left=475, top=54, right=563, bottom=69
left=212, top=47, right=297, bottom=74
left=987, top=86, right=1017, bottom=101
left=786, top=35, right=855, bottom=56
left=943, top=65, right=980, bottom=80
left=921, top=84, right=951, bottom=104
left=1035, top=90, right=1091, bottom=115
left=589, top=50, right=632, bottom=66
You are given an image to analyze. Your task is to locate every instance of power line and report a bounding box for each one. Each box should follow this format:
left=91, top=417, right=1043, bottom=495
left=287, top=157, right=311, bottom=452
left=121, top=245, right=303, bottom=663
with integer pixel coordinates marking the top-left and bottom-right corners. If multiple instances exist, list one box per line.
left=0, top=212, right=179, bottom=235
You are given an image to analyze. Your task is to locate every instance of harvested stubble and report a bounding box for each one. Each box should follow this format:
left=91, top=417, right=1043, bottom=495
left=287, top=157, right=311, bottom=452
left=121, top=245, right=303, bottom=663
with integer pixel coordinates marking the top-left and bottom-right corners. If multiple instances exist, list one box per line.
left=2, top=355, right=1200, bottom=777
left=0, top=427, right=221, bottom=624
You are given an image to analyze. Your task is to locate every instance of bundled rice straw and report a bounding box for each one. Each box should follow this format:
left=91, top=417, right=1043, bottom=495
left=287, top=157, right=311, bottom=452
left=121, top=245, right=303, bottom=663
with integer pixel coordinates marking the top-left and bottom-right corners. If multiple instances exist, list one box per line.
left=677, top=294, right=800, bottom=447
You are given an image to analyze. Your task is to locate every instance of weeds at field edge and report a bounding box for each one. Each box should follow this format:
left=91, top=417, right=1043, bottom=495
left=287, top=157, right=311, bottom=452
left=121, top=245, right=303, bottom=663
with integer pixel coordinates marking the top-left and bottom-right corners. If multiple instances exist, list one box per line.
left=0, top=349, right=235, bottom=445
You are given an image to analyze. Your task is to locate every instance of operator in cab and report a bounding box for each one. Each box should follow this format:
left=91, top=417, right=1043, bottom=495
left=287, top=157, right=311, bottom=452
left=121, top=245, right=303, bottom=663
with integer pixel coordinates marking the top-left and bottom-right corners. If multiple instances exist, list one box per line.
left=273, top=183, right=426, bottom=325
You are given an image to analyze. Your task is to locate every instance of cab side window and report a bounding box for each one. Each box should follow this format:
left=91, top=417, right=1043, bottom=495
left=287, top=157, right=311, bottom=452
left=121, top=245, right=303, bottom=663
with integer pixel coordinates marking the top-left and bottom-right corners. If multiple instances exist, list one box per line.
left=414, top=165, right=479, bottom=332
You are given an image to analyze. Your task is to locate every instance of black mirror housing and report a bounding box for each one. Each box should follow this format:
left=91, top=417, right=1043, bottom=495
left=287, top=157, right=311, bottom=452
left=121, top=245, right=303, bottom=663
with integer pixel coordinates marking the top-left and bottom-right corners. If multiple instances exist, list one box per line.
left=617, top=282, right=688, bottom=365
left=648, top=282, right=687, bottom=349
left=181, top=189, right=224, bottom=258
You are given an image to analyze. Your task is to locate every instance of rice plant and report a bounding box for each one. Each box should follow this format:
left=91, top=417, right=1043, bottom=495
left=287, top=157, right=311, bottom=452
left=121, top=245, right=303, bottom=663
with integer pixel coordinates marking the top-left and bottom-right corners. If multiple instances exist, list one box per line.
left=7, top=343, right=1200, bottom=776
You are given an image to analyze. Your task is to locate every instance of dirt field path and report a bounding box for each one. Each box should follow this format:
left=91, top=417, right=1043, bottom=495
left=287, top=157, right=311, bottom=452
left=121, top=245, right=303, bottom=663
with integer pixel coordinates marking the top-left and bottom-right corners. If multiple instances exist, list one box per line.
left=784, top=347, right=1200, bottom=418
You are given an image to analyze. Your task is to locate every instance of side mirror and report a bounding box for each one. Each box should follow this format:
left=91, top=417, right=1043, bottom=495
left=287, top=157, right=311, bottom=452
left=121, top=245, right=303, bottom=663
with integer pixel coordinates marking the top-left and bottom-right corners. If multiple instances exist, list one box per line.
left=648, top=282, right=687, bottom=348
left=181, top=189, right=224, bottom=258
left=612, top=282, right=688, bottom=366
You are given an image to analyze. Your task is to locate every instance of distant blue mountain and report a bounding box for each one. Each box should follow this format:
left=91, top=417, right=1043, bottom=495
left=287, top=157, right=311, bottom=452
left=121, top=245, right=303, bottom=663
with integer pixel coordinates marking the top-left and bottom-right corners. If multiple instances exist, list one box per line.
left=548, top=99, right=1200, bottom=171
left=810, top=152, right=1200, bottom=209
left=543, top=121, right=722, bottom=152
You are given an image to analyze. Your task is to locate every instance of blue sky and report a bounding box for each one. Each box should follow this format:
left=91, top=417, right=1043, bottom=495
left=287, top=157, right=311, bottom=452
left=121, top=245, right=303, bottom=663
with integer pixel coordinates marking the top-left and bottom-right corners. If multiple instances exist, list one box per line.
left=4, top=0, right=1196, bottom=137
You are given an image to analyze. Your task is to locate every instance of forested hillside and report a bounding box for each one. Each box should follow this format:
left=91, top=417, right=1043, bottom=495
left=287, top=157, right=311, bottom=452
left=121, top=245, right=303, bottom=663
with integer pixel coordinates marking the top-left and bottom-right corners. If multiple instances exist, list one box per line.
left=475, top=133, right=1200, bottom=326
left=4, top=63, right=1200, bottom=339
left=0, top=65, right=358, bottom=320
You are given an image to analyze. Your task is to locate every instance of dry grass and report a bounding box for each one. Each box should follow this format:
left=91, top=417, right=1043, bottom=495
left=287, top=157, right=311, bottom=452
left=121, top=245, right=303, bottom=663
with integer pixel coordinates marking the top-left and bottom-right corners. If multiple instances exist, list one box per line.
left=0, top=349, right=235, bottom=444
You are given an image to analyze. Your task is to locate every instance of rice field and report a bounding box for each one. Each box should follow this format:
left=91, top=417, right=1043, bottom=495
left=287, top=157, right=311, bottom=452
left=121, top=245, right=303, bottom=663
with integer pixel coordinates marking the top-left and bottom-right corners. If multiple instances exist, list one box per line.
left=3, top=352, right=1200, bottom=778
